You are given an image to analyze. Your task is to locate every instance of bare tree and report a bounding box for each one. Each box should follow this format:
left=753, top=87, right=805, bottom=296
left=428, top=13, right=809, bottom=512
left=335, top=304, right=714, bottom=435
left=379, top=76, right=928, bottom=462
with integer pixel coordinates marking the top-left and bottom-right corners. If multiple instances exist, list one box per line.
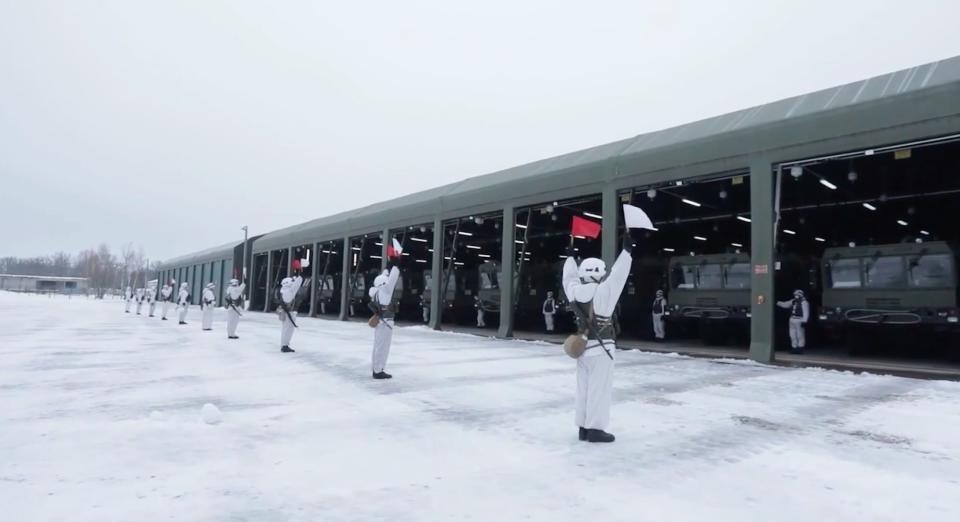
left=2, top=243, right=151, bottom=298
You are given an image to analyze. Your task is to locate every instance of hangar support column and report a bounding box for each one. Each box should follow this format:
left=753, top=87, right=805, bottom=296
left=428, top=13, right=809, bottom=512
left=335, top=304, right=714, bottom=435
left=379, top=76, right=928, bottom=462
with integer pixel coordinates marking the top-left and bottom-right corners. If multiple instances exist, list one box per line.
left=309, top=242, right=319, bottom=317
left=382, top=228, right=390, bottom=270
left=498, top=205, right=515, bottom=338
left=601, top=185, right=618, bottom=267
left=340, top=236, right=350, bottom=321
left=264, top=251, right=273, bottom=312
left=749, top=156, right=775, bottom=363
left=429, top=218, right=443, bottom=330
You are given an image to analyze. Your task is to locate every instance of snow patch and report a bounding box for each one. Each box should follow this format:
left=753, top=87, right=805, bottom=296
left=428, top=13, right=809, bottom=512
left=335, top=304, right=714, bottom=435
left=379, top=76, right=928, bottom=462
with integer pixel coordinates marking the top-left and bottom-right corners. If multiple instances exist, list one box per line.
left=200, top=403, right=222, bottom=425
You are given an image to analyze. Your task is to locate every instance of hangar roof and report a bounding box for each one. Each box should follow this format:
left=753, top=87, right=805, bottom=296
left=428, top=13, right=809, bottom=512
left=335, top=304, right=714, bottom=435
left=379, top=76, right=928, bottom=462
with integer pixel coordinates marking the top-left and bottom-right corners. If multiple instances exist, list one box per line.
left=206, top=57, right=960, bottom=255
left=159, top=241, right=241, bottom=269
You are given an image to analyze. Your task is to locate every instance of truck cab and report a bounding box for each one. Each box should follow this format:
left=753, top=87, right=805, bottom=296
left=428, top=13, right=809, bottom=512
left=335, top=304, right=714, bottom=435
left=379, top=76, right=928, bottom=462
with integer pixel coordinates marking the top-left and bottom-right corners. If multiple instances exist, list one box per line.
left=477, top=261, right=502, bottom=314
left=666, top=253, right=752, bottom=343
left=820, top=241, right=959, bottom=332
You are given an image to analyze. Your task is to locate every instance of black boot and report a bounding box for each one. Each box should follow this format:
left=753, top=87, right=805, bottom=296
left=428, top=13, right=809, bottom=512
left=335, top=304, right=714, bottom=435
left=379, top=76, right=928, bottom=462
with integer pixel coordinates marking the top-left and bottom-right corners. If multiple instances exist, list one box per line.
left=372, top=371, right=393, bottom=380
left=586, top=429, right=615, bottom=443
left=162, top=317, right=168, bottom=321
left=179, top=321, right=187, bottom=325
left=281, top=346, right=295, bottom=353
left=579, top=427, right=588, bottom=441
left=228, top=336, right=239, bottom=339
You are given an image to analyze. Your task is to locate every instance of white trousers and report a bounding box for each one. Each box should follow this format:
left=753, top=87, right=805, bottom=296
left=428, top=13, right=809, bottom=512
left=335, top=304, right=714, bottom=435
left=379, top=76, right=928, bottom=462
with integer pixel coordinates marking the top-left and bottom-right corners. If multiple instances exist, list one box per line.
left=789, top=317, right=806, bottom=348
left=201, top=306, right=214, bottom=330
left=423, top=307, right=429, bottom=323
left=161, top=301, right=170, bottom=319
left=477, top=310, right=485, bottom=327
left=576, top=344, right=615, bottom=431
left=281, top=312, right=297, bottom=347
left=148, top=301, right=156, bottom=316
left=226, top=308, right=241, bottom=336
left=178, top=305, right=188, bottom=322
left=652, top=313, right=665, bottom=339
left=544, top=313, right=555, bottom=332
left=136, top=301, right=143, bottom=314
left=372, top=319, right=394, bottom=373
left=125, top=300, right=131, bottom=312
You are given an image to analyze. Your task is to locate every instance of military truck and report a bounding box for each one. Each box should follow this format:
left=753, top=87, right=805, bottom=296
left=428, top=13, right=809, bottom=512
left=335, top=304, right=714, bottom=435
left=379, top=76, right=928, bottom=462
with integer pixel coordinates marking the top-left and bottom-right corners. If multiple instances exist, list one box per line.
left=819, top=241, right=959, bottom=342
left=664, top=253, right=752, bottom=344
left=314, top=274, right=340, bottom=315
left=422, top=270, right=457, bottom=320
left=477, top=261, right=503, bottom=314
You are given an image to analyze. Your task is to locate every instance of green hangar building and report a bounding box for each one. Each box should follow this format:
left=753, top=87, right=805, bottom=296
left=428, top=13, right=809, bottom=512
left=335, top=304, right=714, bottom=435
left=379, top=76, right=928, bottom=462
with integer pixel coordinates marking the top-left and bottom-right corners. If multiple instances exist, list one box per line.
left=158, top=56, right=960, bottom=365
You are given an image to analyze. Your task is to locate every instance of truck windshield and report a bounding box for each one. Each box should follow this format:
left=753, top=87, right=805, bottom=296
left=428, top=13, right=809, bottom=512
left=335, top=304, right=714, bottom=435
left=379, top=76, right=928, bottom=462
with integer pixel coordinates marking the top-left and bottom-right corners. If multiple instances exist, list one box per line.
left=672, top=264, right=697, bottom=289
left=908, top=254, right=954, bottom=288
left=828, top=259, right=861, bottom=288
left=864, top=256, right=906, bottom=288
left=698, top=264, right=722, bottom=289
left=480, top=269, right=499, bottom=290
left=724, top=263, right=751, bottom=289
left=319, top=276, right=334, bottom=291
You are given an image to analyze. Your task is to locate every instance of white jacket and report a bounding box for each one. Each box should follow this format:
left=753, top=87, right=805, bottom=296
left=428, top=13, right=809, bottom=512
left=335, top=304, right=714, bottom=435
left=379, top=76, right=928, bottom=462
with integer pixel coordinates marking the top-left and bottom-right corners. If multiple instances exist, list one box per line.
left=178, top=288, right=190, bottom=307
left=562, top=251, right=632, bottom=319
left=369, top=267, right=400, bottom=307
left=777, top=298, right=810, bottom=323
left=280, top=276, right=303, bottom=305
left=225, top=283, right=245, bottom=303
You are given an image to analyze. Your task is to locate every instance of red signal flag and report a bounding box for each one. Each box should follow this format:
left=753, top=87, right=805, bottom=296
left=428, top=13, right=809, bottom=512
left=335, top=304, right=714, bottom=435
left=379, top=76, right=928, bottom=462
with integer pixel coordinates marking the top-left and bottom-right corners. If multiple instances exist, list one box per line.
left=571, top=215, right=601, bottom=239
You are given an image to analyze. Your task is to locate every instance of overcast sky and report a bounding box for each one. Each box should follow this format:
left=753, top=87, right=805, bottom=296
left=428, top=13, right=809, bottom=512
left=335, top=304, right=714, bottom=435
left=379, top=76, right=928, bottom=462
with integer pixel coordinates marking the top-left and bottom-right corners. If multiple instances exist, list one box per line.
left=2, top=0, right=958, bottom=261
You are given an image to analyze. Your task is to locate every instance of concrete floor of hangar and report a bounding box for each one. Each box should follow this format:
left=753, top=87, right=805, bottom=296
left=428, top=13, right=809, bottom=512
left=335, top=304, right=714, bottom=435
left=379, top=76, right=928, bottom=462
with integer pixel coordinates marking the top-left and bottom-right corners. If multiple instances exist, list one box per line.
left=310, top=314, right=960, bottom=381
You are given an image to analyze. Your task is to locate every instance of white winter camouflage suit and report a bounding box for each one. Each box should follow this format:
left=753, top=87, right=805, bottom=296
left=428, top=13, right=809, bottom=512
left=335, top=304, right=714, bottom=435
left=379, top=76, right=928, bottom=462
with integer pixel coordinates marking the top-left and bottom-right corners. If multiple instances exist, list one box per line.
left=369, top=267, right=400, bottom=374
left=278, top=276, right=303, bottom=348
left=562, top=250, right=632, bottom=432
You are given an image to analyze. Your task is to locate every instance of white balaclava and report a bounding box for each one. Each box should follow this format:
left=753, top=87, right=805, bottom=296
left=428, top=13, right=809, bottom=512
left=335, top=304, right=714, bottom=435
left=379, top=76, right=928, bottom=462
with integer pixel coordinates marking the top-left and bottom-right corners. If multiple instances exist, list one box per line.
left=180, top=283, right=189, bottom=290
left=656, top=290, right=664, bottom=297
left=571, top=258, right=606, bottom=303
left=578, top=258, right=606, bottom=284
left=229, top=279, right=238, bottom=286
left=794, top=289, right=805, bottom=299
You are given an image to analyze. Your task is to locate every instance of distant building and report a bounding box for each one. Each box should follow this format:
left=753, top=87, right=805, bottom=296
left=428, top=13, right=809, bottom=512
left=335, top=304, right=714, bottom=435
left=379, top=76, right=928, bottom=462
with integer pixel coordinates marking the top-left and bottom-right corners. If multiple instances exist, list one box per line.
left=0, top=274, right=89, bottom=293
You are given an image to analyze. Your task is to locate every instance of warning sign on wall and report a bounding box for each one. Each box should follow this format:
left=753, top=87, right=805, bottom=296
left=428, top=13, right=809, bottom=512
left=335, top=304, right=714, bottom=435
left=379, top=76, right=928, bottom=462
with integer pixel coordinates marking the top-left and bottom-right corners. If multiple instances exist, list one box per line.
left=753, top=264, right=769, bottom=275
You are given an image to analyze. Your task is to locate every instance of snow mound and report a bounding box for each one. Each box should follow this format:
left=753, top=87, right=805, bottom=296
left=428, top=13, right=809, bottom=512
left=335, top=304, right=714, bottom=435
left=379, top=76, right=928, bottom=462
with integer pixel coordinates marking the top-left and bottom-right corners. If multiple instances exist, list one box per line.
left=200, top=403, right=222, bottom=425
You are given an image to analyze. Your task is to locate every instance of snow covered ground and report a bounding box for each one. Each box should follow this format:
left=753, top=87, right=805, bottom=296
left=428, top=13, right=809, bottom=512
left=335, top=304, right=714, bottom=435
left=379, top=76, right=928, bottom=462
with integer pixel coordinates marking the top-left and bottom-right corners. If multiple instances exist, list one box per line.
left=1, top=291, right=959, bottom=522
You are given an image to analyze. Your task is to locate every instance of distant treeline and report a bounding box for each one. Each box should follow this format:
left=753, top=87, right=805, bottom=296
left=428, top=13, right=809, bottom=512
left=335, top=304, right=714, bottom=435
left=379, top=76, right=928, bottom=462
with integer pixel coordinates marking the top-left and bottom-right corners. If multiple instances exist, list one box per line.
left=1, top=244, right=156, bottom=298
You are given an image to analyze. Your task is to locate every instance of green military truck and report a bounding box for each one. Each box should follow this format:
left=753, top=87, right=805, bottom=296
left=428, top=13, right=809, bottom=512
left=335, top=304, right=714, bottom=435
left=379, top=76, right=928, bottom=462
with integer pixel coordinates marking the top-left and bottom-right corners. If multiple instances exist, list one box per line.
left=819, top=241, right=959, bottom=344
left=477, top=260, right=502, bottom=314
left=423, top=270, right=457, bottom=321
left=665, top=253, right=752, bottom=344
